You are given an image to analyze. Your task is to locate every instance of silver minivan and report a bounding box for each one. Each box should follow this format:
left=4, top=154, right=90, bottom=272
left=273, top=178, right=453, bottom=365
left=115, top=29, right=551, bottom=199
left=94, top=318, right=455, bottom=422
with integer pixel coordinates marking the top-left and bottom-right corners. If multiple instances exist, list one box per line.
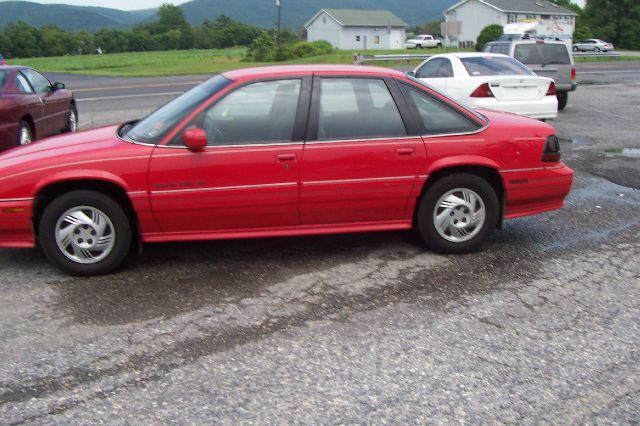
left=484, top=40, right=577, bottom=110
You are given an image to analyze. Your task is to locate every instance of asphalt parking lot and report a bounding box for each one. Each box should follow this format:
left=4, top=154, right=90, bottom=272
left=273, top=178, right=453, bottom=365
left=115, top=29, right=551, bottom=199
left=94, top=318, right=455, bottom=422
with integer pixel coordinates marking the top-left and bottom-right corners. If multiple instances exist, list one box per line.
left=1, top=62, right=639, bottom=423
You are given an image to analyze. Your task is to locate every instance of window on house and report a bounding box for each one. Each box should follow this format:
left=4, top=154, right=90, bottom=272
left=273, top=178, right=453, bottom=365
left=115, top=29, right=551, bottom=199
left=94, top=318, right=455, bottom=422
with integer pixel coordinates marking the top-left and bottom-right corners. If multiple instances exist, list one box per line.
left=322, top=17, right=327, bottom=24
left=356, top=35, right=361, bottom=42
left=373, top=36, right=380, bottom=44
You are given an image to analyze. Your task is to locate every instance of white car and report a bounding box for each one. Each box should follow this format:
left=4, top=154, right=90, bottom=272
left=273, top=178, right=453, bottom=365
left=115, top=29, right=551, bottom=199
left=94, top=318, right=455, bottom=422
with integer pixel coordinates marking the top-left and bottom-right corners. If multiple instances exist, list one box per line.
left=410, top=52, right=558, bottom=120
left=572, top=39, right=614, bottom=53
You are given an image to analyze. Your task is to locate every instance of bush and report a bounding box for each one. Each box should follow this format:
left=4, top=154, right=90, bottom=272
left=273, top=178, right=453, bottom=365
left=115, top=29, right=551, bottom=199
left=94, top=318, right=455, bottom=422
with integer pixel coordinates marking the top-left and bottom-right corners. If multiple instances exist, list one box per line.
left=291, top=40, right=333, bottom=58
left=475, top=24, right=503, bottom=51
left=244, top=31, right=274, bottom=62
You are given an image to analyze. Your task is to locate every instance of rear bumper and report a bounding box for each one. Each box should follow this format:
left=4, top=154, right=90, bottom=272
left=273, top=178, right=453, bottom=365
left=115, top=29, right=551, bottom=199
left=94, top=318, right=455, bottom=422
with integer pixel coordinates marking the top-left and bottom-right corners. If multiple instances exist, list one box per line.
left=501, top=164, right=574, bottom=219
left=0, top=198, right=35, bottom=248
left=471, top=96, right=558, bottom=120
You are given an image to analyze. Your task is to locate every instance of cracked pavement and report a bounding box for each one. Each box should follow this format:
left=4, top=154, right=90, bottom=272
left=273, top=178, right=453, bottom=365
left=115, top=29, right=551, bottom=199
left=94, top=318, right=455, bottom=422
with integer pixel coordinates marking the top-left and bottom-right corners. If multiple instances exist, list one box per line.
left=1, top=66, right=640, bottom=423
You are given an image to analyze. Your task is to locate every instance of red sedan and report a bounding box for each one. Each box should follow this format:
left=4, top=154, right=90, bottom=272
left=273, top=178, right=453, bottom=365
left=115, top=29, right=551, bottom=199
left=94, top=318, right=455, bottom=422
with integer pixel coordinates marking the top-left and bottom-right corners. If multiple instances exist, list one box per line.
left=0, top=65, right=573, bottom=275
left=0, top=65, right=77, bottom=150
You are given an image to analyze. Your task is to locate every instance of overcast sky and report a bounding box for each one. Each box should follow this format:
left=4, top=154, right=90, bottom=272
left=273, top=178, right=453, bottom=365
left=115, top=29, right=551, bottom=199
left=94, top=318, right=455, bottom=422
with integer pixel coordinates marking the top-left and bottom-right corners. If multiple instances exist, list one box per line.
left=4, top=0, right=587, bottom=11
left=1, top=0, right=191, bottom=10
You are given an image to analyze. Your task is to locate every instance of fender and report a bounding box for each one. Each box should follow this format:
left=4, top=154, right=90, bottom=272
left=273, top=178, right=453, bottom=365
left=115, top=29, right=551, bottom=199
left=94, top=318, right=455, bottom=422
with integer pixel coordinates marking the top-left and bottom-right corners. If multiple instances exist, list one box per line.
left=421, top=155, right=501, bottom=178
left=34, top=169, right=130, bottom=195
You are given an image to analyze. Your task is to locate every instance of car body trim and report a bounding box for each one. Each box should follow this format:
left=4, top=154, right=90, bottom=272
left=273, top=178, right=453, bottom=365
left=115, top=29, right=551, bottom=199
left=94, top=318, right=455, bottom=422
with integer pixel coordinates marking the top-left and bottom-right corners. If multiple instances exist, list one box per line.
left=153, top=141, right=304, bottom=150
left=150, top=182, right=297, bottom=195
left=420, top=123, right=489, bottom=139
left=302, top=176, right=416, bottom=185
left=304, top=136, right=420, bottom=145
left=0, top=197, right=34, bottom=203
left=500, top=164, right=565, bottom=173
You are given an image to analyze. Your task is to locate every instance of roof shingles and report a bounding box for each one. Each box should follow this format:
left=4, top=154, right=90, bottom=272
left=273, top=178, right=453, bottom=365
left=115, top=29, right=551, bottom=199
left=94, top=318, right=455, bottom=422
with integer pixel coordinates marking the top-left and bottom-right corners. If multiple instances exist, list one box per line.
left=321, top=9, right=407, bottom=27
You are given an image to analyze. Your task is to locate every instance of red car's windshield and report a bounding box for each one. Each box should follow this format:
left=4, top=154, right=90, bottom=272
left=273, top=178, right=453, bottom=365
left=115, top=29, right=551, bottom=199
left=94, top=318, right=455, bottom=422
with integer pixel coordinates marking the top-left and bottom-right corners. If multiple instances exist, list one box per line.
left=126, top=74, right=232, bottom=144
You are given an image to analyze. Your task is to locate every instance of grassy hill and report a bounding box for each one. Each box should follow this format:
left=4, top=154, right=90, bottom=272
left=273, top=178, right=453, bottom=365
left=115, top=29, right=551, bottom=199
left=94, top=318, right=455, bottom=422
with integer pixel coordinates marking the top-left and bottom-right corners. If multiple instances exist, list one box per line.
left=0, top=1, right=156, bottom=31
left=0, top=0, right=455, bottom=31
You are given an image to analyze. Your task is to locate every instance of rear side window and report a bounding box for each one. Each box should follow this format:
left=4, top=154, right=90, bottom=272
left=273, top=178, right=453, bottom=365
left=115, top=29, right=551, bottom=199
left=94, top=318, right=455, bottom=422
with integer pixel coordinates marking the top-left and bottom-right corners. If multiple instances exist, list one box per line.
left=460, top=56, right=534, bottom=76
left=514, top=44, right=571, bottom=65
left=0, top=70, right=7, bottom=92
left=416, top=58, right=454, bottom=78
left=317, top=78, right=407, bottom=140
left=15, top=73, right=34, bottom=94
left=402, top=85, right=480, bottom=135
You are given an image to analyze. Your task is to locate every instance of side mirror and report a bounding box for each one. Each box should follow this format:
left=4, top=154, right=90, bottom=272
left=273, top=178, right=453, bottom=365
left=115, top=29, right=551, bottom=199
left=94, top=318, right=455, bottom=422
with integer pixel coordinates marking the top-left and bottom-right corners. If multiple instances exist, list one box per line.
left=53, top=82, right=65, bottom=90
left=406, top=71, right=415, bottom=77
left=183, top=127, right=207, bottom=150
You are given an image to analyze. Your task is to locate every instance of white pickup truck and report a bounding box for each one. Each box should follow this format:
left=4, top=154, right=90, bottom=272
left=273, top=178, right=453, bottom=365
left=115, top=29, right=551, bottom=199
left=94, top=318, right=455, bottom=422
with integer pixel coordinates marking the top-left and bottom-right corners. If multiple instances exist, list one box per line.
left=405, top=35, right=442, bottom=49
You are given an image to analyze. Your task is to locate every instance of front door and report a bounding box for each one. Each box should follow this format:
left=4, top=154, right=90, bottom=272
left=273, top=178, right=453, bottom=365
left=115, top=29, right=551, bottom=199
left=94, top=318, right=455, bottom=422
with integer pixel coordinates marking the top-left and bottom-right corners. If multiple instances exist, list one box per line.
left=148, top=78, right=307, bottom=236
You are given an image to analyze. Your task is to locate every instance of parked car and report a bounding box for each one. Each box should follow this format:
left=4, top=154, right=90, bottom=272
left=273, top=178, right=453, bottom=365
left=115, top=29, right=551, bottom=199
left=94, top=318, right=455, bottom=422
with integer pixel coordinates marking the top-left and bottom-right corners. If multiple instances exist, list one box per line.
left=0, top=66, right=77, bottom=150
left=0, top=65, right=574, bottom=275
left=405, top=34, right=442, bottom=49
left=572, top=39, right=614, bottom=53
left=409, top=52, right=558, bottom=120
left=484, top=39, right=576, bottom=110
left=0, top=54, right=5, bottom=65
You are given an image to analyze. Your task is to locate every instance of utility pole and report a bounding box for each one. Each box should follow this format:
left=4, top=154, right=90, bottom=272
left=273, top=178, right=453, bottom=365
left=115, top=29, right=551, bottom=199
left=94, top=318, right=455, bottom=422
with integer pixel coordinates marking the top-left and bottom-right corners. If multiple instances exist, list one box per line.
left=275, top=0, right=282, bottom=50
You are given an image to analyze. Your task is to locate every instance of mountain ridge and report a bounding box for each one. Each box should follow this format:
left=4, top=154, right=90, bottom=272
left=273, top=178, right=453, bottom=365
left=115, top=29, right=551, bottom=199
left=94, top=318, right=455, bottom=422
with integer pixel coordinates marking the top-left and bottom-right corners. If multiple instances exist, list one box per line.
left=0, top=0, right=456, bottom=31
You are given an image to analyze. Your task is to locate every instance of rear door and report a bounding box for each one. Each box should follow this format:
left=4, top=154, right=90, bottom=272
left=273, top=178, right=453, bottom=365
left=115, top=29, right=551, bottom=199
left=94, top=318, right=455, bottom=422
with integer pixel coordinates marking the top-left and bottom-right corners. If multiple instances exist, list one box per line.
left=299, top=76, right=426, bottom=225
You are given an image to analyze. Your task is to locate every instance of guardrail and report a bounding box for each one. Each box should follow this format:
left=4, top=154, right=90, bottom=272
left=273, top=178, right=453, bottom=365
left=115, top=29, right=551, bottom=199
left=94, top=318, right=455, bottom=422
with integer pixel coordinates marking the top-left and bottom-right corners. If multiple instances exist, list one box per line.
left=353, top=51, right=621, bottom=64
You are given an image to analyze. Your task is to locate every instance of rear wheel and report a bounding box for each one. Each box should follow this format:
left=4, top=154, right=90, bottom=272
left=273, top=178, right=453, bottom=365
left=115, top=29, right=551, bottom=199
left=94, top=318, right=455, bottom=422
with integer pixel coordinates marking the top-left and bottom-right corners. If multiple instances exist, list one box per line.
left=39, top=190, right=132, bottom=275
left=594, top=46, right=601, bottom=53
left=557, top=91, right=568, bottom=111
left=417, top=174, right=499, bottom=253
left=17, top=120, right=32, bottom=146
left=572, top=46, right=579, bottom=52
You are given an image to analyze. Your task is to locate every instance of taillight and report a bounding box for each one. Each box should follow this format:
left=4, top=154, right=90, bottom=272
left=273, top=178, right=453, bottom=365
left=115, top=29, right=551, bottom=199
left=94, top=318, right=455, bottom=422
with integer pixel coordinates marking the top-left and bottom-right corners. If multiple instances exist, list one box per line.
left=470, top=83, right=494, bottom=98
left=571, top=67, right=576, bottom=81
left=546, top=82, right=556, bottom=96
left=542, top=135, right=561, bottom=162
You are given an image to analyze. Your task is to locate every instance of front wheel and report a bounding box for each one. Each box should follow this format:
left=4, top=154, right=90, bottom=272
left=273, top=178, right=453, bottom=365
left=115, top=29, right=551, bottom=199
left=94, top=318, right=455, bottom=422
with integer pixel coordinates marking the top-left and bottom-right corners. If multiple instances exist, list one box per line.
left=64, top=104, right=78, bottom=133
left=417, top=174, right=499, bottom=254
left=572, top=46, right=579, bottom=52
left=39, top=190, right=132, bottom=275
left=17, top=120, right=32, bottom=146
left=594, top=46, right=601, bottom=53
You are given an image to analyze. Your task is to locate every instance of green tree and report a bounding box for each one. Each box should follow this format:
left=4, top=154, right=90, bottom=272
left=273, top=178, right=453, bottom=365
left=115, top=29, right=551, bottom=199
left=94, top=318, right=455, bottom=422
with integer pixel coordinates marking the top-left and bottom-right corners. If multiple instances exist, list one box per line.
left=475, top=24, right=503, bottom=51
left=245, top=31, right=274, bottom=62
left=2, top=21, right=44, bottom=58
left=94, top=28, right=129, bottom=53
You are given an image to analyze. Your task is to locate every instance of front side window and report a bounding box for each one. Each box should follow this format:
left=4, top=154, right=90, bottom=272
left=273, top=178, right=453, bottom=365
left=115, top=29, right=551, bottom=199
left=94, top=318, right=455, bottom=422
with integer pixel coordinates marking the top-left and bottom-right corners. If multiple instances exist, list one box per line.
left=402, top=84, right=480, bottom=134
left=196, top=79, right=301, bottom=145
left=21, top=69, right=51, bottom=94
left=127, top=74, right=231, bottom=144
left=461, top=56, right=534, bottom=76
left=317, top=78, right=406, bottom=140
left=15, top=73, right=34, bottom=94
left=416, top=58, right=453, bottom=78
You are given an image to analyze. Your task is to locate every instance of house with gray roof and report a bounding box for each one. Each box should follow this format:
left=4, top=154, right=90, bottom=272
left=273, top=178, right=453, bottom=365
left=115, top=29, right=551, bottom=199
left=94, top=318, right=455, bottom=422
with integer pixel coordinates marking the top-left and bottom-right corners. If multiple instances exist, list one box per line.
left=443, top=0, right=578, bottom=47
left=305, top=9, right=407, bottom=50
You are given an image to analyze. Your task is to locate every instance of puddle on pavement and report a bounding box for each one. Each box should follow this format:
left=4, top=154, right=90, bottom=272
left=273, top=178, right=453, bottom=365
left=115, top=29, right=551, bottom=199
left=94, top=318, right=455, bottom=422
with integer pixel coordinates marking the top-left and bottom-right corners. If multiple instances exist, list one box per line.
left=604, top=148, right=640, bottom=157
left=569, top=137, right=595, bottom=145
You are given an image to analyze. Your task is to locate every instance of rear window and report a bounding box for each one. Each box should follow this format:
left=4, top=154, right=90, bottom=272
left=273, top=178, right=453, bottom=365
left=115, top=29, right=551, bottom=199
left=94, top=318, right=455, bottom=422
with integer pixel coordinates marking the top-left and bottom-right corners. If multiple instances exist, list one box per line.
left=514, top=44, right=571, bottom=65
left=460, top=56, right=534, bottom=76
left=0, top=70, right=7, bottom=92
left=484, top=43, right=510, bottom=55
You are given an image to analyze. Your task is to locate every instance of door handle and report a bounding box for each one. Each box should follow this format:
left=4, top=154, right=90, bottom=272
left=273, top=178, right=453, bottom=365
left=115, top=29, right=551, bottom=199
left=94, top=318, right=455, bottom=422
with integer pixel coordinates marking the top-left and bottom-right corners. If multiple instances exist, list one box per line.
left=277, top=153, right=297, bottom=162
left=396, top=148, right=414, bottom=156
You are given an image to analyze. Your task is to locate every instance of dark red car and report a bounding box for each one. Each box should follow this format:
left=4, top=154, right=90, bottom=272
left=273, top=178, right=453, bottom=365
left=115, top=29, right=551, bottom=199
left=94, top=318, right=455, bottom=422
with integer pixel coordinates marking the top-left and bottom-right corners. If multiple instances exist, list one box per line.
left=0, top=65, right=77, bottom=150
left=0, top=65, right=573, bottom=275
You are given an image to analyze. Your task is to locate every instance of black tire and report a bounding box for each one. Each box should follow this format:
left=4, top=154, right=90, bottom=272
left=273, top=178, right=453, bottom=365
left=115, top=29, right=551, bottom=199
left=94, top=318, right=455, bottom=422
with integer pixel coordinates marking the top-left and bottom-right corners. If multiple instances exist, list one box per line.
left=572, top=46, right=578, bottom=52
left=17, top=120, right=32, bottom=146
left=557, top=91, right=568, bottom=111
left=594, top=46, right=601, bottom=53
left=39, top=190, right=132, bottom=275
left=63, top=104, right=78, bottom=133
left=436, top=43, right=442, bottom=49
left=416, top=44, right=422, bottom=49
left=416, top=173, right=499, bottom=254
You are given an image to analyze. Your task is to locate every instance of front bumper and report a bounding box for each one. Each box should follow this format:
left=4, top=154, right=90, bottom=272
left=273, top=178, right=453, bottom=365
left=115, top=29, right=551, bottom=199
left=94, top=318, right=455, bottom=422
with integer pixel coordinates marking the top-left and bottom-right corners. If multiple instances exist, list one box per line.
left=0, top=197, right=35, bottom=248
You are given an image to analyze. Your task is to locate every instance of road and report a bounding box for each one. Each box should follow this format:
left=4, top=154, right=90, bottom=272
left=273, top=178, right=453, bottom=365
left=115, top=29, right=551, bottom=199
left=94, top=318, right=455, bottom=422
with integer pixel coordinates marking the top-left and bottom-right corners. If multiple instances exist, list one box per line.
left=0, top=61, right=639, bottom=423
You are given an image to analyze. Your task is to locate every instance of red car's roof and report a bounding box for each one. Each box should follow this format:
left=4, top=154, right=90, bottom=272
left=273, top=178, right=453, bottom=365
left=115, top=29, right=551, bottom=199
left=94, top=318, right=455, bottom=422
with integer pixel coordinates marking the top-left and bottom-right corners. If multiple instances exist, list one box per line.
left=222, top=64, right=406, bottom=81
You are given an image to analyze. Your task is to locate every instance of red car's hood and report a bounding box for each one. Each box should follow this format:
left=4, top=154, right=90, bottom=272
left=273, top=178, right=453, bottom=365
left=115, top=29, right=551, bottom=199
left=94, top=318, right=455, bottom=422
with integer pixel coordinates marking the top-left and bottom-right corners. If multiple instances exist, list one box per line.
left=0, top=125, right=123, bottom=162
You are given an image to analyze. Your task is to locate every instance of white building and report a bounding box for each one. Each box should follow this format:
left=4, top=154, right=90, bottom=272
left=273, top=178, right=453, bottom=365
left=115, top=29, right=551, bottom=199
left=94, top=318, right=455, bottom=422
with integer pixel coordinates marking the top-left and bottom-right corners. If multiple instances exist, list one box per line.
left=305, top=9, right=407, bottom=50
left=443, top=0, right=578, bottom=47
